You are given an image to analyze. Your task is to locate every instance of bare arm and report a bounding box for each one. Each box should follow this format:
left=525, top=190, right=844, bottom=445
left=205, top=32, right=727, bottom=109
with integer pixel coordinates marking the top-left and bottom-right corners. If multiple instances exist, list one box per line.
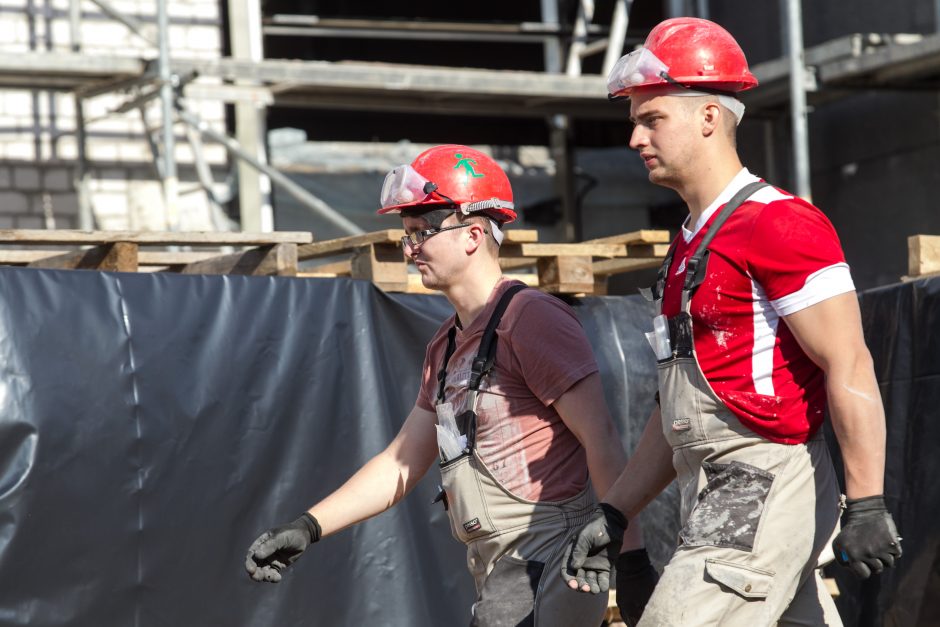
left=308, top=403, right=440, bottom=537
left=603, top=405, right=677, bottom=520
left=783, top=291, right=885, bottom=498
left=552, top=372, right=646, bottom=550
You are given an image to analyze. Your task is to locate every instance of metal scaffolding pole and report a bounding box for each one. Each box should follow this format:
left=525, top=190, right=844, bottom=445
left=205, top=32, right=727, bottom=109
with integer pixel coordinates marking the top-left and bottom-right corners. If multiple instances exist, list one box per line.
left=602, top=0, right=632, bottom=76
left=157, top=0, right=179, bottom=229
left=176, top=105, right=363, bottom=236
left=785, top=0, right=812, bottom=201
left=228, top=0, right=273, bottom=232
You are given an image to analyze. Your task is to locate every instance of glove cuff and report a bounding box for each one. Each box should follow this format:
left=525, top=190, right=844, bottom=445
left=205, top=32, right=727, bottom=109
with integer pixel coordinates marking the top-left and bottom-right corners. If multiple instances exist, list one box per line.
left=844, top=495, right=888, bottom=519
left=599, top=502, right=628, bottom=533
left=616, top=548, right=652, bottom=577
left=297, top=512, right=322, bottom=544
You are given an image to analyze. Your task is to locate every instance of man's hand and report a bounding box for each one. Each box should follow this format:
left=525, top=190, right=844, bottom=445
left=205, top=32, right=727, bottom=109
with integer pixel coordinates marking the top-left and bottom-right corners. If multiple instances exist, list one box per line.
left=560, top=503, right=627, bottom=594
left=615, top=548, right=659, bottom=626
left=245, top=513, right=321, bottom=583
left=832, top=495, right=902, bottom=579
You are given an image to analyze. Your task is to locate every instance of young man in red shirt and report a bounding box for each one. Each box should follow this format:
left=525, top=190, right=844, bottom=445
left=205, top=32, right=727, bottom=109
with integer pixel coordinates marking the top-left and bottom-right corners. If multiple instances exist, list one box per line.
left=562, top=18, right=901, bottom=625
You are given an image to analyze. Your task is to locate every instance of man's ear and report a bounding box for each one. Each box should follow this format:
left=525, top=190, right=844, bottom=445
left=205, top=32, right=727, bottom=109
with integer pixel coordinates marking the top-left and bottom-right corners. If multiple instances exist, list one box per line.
left=465, top=220, right=488, bottom=254
left=702, top=101, right=721, bottom=137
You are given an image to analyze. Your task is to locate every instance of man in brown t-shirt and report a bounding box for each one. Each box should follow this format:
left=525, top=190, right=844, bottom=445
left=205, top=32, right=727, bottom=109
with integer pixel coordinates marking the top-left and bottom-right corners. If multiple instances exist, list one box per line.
left=245, top=145, right=657, bottom=626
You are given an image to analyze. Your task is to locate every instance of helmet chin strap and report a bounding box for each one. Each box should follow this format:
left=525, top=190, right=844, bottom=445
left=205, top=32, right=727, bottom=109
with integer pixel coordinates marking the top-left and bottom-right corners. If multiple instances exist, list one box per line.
left=488, top=220, right=505, bottom=246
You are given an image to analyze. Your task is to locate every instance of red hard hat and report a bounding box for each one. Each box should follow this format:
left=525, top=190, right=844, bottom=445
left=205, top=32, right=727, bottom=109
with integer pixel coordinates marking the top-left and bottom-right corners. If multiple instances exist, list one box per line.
left=377, top=144, right=516, bottom=223
left=608, top=17, right=757, bottom=98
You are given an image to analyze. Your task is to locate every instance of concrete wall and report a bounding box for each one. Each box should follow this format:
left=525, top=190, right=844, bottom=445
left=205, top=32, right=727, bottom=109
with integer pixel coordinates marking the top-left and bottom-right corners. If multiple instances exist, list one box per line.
left=0, top=0, right=229, bottom=231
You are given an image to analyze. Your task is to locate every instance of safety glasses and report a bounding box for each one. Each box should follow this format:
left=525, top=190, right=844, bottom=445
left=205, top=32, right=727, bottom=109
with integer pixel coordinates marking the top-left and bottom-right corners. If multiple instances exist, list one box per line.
left=607, top=47, right=671, bottom=99
left=381, top=164, right=453, bottom=209
left=400, top=224, right=470, bottom=250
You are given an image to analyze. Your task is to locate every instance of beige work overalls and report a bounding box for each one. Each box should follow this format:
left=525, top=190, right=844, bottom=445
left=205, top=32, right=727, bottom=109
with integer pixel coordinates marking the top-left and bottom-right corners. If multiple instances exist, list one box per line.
left=638, top=182, right=844, bottom=627
left=435, top=285, right=606, bottom=627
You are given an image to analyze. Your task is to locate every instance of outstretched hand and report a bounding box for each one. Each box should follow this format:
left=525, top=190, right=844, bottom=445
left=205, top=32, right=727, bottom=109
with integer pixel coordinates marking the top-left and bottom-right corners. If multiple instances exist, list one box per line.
left=560, top=503, right=627, bottom=594
left=245, top=513, right=321, bottom=583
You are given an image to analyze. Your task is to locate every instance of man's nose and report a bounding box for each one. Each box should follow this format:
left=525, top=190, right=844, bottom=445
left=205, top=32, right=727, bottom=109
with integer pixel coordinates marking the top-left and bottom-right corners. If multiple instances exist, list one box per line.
left=629, top=125, right=647, bottom=151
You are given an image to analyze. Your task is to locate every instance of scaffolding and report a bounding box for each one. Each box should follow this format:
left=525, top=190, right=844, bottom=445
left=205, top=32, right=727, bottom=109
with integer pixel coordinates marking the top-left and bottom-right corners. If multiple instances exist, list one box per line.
left=3, top=0, right=940, bottom=237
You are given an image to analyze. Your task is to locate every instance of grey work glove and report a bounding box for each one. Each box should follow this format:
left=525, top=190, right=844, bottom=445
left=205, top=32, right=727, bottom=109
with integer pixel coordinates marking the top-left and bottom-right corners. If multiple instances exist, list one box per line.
left=560, top=503, right=627, bottom=594
left=245, top=513, right=321, bottom=583
left=832, top=495, right=902, bottom=579
left=615, top=548, right=659, bottom=627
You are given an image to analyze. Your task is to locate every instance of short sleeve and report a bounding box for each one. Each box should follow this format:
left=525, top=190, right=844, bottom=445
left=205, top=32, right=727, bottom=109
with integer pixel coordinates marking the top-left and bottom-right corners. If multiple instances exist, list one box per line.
left=505, top=294, right=598, bottom=406
left=746, top=199, right=854, bottom=310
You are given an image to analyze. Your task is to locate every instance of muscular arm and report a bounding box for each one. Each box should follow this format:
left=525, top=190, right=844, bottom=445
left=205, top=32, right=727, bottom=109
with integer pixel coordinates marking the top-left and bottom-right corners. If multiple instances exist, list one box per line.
left=783, top=291, right=885, bottom=498
left=602, top=405, right=677, bottom=520
left=552, top=373, right=649, bottom=550
left=308, top=404, right=440, bottom=537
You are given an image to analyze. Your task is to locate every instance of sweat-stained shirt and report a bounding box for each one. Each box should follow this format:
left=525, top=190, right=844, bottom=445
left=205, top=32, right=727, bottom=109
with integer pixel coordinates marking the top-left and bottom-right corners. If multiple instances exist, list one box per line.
left=661, top=168, right=856, bottom=444
left=416, top=278, right=597, bottom=502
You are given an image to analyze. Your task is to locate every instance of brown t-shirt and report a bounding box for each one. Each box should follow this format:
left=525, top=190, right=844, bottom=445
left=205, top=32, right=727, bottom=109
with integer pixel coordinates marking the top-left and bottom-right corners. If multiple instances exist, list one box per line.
left=417, top=279, right=598, bottom=502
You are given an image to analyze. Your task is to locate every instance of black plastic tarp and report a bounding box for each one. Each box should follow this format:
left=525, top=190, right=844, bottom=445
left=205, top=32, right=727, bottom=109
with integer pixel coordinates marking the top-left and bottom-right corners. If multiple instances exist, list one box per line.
left=0, top=268, right=672, bottom=627
left=0, top=266, right=933, bottom=626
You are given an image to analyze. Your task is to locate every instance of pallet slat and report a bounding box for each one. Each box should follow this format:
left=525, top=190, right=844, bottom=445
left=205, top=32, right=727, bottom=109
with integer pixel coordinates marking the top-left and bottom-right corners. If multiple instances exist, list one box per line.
left=0, top=229, right=312, bottom=246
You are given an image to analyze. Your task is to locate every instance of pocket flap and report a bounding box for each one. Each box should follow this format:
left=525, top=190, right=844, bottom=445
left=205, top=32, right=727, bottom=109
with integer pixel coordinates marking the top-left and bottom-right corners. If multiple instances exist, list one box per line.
left=704, top=558, right=774, bottom=599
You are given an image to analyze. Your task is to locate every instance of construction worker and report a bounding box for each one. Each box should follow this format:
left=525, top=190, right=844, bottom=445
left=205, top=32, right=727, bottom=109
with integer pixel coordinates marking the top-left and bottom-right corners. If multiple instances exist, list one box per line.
left=561, top=18, right=902, bottom=625
left=244, top=145, right=658, bottom=626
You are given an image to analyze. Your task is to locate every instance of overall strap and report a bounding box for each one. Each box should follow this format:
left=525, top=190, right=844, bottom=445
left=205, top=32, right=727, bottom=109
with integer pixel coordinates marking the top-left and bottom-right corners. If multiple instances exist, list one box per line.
left=468, top=283, right=528, bottom=391
left=680, top=180, right=770, bottom=311
left=435, top=283, right=528, bottom=405
left=436, top=327, right=458, bottom=405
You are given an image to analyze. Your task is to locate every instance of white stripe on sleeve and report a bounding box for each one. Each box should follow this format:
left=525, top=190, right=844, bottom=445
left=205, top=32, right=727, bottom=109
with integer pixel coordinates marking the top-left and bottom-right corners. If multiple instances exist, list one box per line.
left=771, top=263, right=856, bottom=317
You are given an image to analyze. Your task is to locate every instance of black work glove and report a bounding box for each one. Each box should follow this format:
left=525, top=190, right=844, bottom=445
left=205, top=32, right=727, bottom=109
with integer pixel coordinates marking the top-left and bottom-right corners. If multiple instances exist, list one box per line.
left=245, top=513, right=322, bottom=583
left=560, top=503, right=627, bottom=594
left=615, top=548, right=659, bottom=627
left=832, top=495, right=902, bottom=579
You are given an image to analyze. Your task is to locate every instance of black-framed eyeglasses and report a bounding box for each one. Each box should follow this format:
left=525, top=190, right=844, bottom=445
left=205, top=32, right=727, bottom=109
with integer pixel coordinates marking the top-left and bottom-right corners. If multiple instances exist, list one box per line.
left=400, top=224, right=469, bottom=250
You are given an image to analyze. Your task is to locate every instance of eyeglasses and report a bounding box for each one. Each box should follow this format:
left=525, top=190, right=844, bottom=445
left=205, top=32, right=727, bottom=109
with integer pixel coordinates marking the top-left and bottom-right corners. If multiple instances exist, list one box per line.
left=400, top=224, right=470, bottom=250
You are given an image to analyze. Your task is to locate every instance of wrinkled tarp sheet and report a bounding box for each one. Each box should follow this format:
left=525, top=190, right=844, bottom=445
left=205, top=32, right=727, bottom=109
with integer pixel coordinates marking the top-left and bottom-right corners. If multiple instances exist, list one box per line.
left=0, top=268, right=671, bottom=627
left=0, top=267, right=932, bottom=626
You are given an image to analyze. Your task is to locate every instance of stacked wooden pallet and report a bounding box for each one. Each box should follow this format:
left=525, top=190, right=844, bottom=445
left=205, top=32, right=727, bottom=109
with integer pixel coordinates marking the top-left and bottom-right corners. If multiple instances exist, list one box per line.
left=905, top=235, right=940, bottom=281
left=0, top=228, right=671, bottom=294
left=298, top=228, right=670, bottom=294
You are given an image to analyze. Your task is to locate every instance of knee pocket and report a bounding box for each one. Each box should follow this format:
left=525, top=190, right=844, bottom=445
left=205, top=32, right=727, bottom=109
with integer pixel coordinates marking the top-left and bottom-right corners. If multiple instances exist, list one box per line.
left=704, top=558, right=774, bottom=600
left=471, top=556, right=544, bottom=627
left=680, top=460, right=775, bottom=551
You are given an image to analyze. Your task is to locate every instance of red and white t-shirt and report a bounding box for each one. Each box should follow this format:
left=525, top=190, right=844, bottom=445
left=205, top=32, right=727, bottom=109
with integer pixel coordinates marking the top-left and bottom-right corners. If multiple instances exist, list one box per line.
left=661, top=169, right=855, bottom=444
left=417, top=279, right=597, bottom=502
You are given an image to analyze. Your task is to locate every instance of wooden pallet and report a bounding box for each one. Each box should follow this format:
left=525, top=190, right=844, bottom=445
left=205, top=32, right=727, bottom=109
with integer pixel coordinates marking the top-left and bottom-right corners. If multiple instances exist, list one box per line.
left=0, top=229, right=313, bottom=276
left=298, top=228, right=670, bottom=294
left=0, top=228, right=670, bottom=294
left=903, top=234, right=940, bottom=281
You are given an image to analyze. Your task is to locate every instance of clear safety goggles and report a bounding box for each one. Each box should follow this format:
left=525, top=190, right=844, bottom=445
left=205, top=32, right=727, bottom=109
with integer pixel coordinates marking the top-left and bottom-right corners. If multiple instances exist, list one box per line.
left=607, top=48, right=671, bottom=98
left=380, top=165, right=449, bottom=209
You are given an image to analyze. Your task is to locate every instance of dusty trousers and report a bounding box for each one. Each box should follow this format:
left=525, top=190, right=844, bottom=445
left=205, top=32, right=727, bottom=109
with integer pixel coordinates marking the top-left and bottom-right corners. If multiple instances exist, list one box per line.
left=439, top=448, right=606, bottom=627
left=638, top=353, right=843, bottom=627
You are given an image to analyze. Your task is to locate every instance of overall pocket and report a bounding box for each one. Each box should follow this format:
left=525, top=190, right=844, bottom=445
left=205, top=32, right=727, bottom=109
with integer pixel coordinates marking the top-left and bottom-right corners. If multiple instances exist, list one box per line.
left=440, top=453, right=497, bottom=544
left=679, top=460, right=775, bottom=551
left=657, top=358, right=706, bottom=448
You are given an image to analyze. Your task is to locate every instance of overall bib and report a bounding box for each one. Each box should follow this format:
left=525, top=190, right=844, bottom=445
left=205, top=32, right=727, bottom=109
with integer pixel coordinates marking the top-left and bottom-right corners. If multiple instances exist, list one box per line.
left=434, top=285, right=606, bottom=627
left=638, top=183, right=844, bottom=627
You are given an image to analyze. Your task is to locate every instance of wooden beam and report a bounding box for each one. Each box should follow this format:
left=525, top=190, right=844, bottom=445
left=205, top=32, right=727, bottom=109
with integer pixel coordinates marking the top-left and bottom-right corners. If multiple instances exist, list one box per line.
left=297, top=230, right=404, bottom=260
left=908, top=235, right=940, bottom=277
left=349, top=243, right=408, bottom=291
left=584, top=229, right=670, bottom=245
left=592, top=257, right=664, bottom=277
left=0, top=229, right=312, bottom=246
left=299, top=259, right=353, bottom=277
left=502, top=242, right=626, bottom=258
left=26, top=242, right=139, bottom=272
left=537, top=255, right=594, bottom=294
left=179, top=243, right=298, bottom=276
